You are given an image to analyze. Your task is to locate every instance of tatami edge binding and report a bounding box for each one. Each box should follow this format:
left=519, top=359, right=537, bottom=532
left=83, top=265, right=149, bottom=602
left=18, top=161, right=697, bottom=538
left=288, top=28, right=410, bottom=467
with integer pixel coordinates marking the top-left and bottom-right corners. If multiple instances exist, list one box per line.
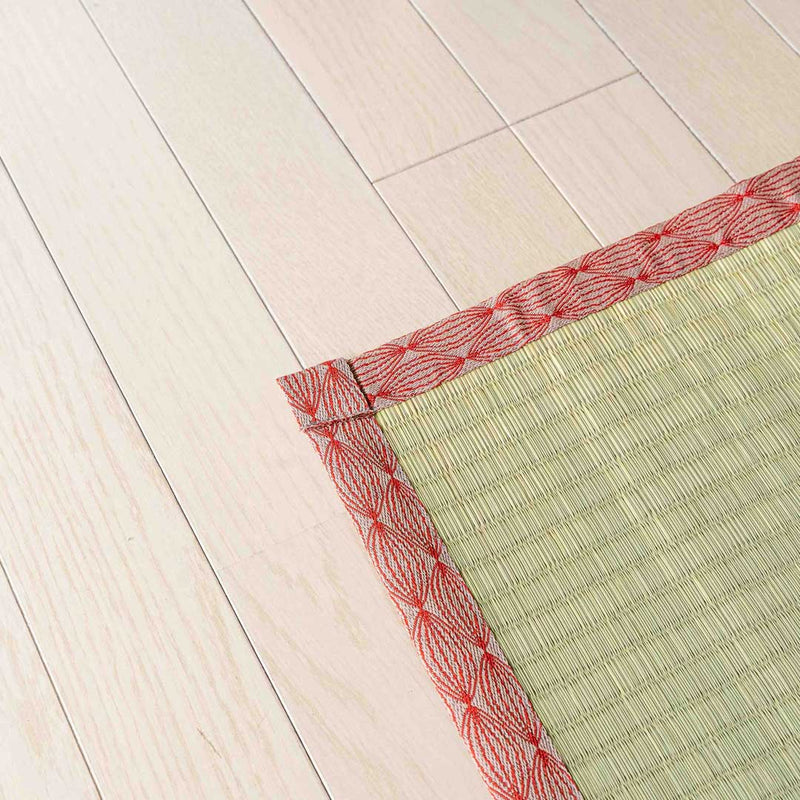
left=278, top=358, right=582, bottom=800
left=282, top=155, right=800, bottom=430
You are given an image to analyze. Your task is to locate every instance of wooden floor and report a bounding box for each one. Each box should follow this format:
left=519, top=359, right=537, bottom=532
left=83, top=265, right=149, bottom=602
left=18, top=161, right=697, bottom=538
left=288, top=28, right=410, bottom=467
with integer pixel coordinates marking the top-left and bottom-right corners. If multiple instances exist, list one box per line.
left=1, top=1, right=798, bottom=798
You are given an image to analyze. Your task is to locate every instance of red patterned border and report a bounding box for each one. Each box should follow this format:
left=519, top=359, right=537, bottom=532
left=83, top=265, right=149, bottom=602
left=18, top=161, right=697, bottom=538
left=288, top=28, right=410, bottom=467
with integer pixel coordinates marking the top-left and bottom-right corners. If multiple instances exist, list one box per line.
left=349, top=156, right=800, bottom=413
left=279, top=156, right=800, bottom=799
left=279, top=359, right=581, bottom=800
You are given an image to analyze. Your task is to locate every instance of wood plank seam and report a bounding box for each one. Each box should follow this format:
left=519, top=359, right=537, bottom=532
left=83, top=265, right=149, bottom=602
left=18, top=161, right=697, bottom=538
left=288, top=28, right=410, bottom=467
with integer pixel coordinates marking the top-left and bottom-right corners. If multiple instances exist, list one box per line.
left=231, top=0, right=462, bottom=315
left=746, top=0, right=800, bottom=57
left=511, top=129, right=603, bottom=244
left=405, top=0, right=602, bottom=249
left=507, top=70, right=636, bottom=126
left=407, top=1, right=637, bottom=128
left=0, top=558, right=103, bottom=799
left=373, top=70, right=637, bottom=184
left=1, top=160, right=107, bottom=799
left=513, top=74, right=733, bottom=245
left=572, top=0, right=737, bottom=181
left=75, top=0, right=308, bottom=369
left=374, top=122, right=507, bottom=183
left=0, top=152, right=333, bottom=800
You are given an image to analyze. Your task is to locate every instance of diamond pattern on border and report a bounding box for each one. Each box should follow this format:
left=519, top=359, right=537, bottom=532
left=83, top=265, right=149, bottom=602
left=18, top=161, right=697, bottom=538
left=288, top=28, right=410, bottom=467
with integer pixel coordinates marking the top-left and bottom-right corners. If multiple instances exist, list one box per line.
left=351, top=157, right=800, bottom=412
left=280, top=359, right=581, bottom=800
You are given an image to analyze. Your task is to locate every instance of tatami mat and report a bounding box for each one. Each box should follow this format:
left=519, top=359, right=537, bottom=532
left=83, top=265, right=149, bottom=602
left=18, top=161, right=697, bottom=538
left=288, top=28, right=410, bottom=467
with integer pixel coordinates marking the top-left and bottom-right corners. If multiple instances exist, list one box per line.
left=378, top=223, right=800, bottom=799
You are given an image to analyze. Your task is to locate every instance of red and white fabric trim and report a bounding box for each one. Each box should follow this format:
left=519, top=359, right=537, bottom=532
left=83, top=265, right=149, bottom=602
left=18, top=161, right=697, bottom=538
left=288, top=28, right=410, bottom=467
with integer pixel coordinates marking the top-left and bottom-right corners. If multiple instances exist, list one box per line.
left=280, top=358, right=581, bottom=800
left=351, top=156, right=800, bottom=412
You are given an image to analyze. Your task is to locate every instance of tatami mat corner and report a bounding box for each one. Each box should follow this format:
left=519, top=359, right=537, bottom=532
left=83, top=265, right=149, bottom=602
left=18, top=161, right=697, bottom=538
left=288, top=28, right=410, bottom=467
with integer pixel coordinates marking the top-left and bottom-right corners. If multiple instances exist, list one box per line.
left=280, top=156, right=800, bottom=800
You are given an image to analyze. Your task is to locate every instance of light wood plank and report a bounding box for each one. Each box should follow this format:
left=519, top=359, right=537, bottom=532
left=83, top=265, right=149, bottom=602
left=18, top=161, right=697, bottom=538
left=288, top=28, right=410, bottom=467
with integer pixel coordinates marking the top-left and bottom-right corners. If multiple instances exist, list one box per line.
left=0, top=164, right=326, bottom=798
left=0, top=1, right=490, bottom=798
left=376, top=128, right=597, bottom=305
left=750, top=0, right=800, bottom=53
left=581, top=0, right=800, bottom=178
left=244, top=0, right=502, bottom=179
left=222, top=521, right=491, bottom=800
left=515, top=75, right=732, bottom=244
left=85, top=0, right=454, bottom=364
left=0, top=568, right=97, bottom=800
left=411, top=0, right=632, bottom=123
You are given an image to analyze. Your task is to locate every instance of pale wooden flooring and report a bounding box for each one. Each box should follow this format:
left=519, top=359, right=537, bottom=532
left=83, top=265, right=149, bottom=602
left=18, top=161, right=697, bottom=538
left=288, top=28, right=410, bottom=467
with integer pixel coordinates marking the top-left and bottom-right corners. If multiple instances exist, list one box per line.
left=0, top=2, right=798, bottom=798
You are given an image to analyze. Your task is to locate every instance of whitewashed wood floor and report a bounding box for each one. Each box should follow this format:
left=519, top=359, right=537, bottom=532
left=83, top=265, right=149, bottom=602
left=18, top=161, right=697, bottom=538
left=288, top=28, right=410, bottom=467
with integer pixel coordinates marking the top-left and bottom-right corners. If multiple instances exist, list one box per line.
left=1, top=1, right=799, bottom=798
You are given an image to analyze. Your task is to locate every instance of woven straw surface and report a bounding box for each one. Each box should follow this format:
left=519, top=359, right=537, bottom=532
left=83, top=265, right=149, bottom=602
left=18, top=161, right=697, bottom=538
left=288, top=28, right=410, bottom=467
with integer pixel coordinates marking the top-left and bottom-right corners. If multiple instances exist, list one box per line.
left=376, top=223, right=800, bottom=800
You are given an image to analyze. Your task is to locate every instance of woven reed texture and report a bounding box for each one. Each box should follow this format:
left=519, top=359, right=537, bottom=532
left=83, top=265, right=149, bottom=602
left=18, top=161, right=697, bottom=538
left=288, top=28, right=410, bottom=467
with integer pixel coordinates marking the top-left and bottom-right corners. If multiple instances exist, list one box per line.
left=376, top=223, right=800, bottom=800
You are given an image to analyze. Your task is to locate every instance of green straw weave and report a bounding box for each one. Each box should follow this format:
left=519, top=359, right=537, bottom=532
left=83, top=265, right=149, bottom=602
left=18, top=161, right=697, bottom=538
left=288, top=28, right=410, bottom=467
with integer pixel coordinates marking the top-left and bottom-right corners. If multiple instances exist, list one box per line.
left=376, top=223, right=800, bottom=800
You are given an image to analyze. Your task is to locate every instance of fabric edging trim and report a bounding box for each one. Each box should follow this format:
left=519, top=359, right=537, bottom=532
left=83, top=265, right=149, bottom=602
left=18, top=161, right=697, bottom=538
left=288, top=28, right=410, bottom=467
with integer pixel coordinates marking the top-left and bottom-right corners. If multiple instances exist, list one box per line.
left=279, top=357, right=582, bottom=800
left=288, top=155, right=800, bottom=430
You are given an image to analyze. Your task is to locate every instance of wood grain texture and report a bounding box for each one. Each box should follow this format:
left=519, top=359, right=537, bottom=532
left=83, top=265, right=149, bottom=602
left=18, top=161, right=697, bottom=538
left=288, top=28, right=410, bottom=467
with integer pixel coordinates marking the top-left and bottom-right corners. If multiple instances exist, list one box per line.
left=221, top=514, right=491, bottom=800
left=376, top=128, right=597, bottom=306
left=411, top=0, right=632, bottom=123
left=581, top=0, right=800, bottom=178
left=515, top=75, right=733, bottom=243
left=0, top=1, right=490, bottom=798
left=0, top=567, right=97, bottom=800
left=85, top=0, right=454, bottom=364
left=244, top=0, right=502, bottom=179
left=0, top=165, right=326, bottom=798
left=750, top=0, right=800, bottom=53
